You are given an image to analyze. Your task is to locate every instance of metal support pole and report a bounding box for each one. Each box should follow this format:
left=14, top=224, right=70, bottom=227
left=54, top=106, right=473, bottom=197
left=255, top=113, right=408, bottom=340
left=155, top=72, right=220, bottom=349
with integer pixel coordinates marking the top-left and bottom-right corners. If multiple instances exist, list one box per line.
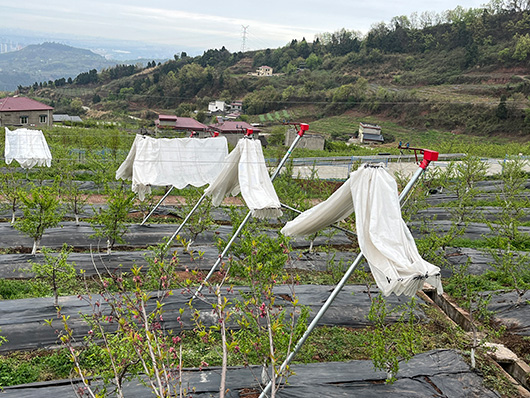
left=164, top=128, right=256, bottom=250
left=259, top=152, right=438, bottom=398
left=280, top=202, right=356, bottom=237
left=163, top=192, right=207, bottom=252
left=192, top=124, right=309, bottom=299
left=140, top=186, right=174, bottom=226
left=193, top=210, right=252, bottom=298
left=270, top=123, right=308, bottom=181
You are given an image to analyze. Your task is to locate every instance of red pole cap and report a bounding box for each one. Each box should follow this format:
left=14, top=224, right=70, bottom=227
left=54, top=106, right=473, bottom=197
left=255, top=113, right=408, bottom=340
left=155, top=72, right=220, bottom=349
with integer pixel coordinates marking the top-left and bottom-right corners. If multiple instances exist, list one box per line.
left=298, top=123, right=309, bottom=136
left=423, top=149, right=439, bottom=162
left=419, top=149, right=439, bottom=170
left=245, top=128, right=253, bottom=136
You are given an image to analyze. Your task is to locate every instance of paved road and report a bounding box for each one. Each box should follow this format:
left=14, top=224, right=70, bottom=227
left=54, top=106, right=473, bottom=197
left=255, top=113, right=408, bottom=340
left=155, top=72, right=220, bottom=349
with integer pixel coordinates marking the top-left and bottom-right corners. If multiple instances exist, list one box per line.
left=291, top=156, right=530, bottom=180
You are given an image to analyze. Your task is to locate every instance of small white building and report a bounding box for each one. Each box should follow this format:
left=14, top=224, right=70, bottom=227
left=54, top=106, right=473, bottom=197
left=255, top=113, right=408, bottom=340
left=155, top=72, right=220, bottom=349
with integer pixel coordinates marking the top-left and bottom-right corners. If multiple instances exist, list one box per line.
left=248, top=66, right=274, bottom=77
left=208, top=100, right=227, bottom=113
left=257, top=65, right=273, bottom=76
left=359, top=122, right=384, bottom=144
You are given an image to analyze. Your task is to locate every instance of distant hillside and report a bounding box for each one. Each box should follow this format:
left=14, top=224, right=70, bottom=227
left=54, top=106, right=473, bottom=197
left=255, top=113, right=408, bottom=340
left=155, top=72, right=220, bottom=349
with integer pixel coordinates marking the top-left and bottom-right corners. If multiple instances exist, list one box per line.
left=18, top=7, right=530, bottom=138
left=0, top=42, right=117, bottom=91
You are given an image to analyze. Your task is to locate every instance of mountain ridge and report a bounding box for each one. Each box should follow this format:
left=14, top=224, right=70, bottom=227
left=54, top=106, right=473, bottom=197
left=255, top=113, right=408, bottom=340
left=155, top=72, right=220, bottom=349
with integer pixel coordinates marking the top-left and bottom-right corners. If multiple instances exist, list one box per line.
left=0, top=42, right=152, bottom=91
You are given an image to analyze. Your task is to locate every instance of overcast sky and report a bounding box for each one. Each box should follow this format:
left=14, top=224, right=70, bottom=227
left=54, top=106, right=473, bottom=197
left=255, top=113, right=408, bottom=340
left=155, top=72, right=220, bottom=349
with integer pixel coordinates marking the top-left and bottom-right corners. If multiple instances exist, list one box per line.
left=3, top=0, right=487, bottom=54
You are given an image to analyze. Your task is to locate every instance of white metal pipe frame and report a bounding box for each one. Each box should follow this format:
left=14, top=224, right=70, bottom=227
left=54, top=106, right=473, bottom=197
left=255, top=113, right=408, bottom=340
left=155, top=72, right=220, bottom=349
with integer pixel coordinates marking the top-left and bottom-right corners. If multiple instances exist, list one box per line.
left=192, top=123, right=309, bottom=299
left=259, top=148, right=439, bottom=398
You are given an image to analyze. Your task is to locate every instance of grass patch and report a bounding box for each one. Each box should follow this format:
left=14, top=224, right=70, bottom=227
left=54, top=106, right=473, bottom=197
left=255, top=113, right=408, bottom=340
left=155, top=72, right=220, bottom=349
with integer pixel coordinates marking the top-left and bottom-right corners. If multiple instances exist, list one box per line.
left=0, top=349, right=73, bottom=386
left=0, top=279, right=51, bottom=300
left=297, top=112, right=530, bottom=157
left=442, top=271, right=507, bottom=299
left=446, top=238, right=494, bottom=250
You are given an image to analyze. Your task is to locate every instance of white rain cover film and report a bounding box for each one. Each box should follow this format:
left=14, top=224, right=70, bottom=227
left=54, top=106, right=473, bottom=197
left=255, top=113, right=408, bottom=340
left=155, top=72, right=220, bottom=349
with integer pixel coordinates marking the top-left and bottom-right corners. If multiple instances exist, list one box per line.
left=4, top=127, right=52, bottom=169
left=282, top=164, right=442, bottom=296
left=204, top=138, right=282, bottom=219
left=116, top=135, right=228, bottom=200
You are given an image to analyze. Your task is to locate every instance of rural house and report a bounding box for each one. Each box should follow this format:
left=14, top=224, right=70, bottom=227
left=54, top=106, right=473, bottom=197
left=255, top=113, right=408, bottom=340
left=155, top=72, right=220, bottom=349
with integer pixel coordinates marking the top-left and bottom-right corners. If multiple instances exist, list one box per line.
left=247, top=66, right=273, bottom=77
left=209, top=120, right=259, bottom=146
left=285, top=128, right=325, bottom=151
left=257, top=65, right=273, bottom=76
left=0, top=96, right=53, bottom=127
left=155, top=114, right=208, bottom=132
left=229, top=100, right=243, bottom=112
left=208, top=100, right=227, bottom=114
left=359, top=122, right=384, bottom=144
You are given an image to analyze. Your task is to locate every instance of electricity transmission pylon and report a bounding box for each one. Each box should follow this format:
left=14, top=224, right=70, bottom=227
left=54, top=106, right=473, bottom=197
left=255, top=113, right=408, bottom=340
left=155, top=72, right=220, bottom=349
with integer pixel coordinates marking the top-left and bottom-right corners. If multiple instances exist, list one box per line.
left=241, top=25, right=249, bottom=52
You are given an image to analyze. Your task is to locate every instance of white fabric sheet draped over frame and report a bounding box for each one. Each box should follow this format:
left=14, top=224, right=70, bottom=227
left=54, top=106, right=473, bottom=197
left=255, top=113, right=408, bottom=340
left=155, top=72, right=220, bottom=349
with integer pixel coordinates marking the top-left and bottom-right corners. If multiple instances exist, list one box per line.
left=116, top=134, right=228, bottom=200
left=281, top=164, right=443, bottom=297
left=204, top=138, right=282, bottom=219
left=4, top=127, right=52, bottom=169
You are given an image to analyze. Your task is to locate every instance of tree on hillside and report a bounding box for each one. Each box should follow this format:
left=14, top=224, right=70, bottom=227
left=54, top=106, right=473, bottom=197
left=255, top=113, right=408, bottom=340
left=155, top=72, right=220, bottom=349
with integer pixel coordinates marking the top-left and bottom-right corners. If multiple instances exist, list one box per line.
left=513, top=33, right=530, bottom=60
left=496, top=95, right=508, bottom=119
left=305, top=53, right=322, bottom=70
left=244, top=85, right=282, bottom=114
left=74, top=69, right=98, bottom=85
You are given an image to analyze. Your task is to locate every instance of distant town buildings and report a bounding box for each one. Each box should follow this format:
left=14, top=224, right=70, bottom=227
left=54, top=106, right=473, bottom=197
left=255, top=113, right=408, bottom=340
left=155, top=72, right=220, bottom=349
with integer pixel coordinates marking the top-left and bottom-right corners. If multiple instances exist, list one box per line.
left=230, top=100, right=243, bottom=112
left=207, top=100, right=244, bottom=119
left=0, top=41, right=23, bottom=54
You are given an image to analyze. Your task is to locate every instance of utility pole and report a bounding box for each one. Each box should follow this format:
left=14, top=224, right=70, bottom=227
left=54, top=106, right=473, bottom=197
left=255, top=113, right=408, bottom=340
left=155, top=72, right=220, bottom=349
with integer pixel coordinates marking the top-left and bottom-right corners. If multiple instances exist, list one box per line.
left=241, top=25, right=249, bottom=52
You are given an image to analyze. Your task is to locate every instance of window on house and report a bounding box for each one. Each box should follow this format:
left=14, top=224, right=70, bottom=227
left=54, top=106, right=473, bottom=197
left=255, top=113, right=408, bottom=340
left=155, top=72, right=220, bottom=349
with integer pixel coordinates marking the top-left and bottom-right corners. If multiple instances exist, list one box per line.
left=20, top=116, right=28, bottom=124
left=39, top=115, right=47, bottom=123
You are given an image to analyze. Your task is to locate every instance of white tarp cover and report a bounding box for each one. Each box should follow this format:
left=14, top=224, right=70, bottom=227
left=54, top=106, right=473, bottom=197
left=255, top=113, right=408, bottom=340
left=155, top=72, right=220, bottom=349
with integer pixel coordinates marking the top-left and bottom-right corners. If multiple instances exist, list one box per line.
left=4, top=127, right=52, bottom=169
left=204, top=138, right=282, bottom=219
left=116, top=134, right=229, bottom=200
left=281, top=164, right=442, bottom=297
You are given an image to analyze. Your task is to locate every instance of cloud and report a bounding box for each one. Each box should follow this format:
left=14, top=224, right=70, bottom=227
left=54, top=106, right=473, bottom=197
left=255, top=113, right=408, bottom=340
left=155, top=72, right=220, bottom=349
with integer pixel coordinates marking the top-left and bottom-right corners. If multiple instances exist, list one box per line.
left=121, top=6, right=324, bottom=44
left=2, top=0, right=490, bottom=53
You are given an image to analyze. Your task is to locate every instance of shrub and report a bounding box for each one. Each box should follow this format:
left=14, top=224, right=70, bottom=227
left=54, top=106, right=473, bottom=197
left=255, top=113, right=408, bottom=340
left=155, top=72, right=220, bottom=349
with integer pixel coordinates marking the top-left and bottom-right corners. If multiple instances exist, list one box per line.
left=15, top=184, right=64, bottom=255
left=90, top=183, right=136, bottom=254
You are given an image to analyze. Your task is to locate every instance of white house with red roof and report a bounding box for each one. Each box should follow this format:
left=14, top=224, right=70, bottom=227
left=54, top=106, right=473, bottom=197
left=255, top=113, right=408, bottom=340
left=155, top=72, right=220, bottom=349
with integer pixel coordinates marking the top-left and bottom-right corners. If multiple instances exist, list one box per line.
left=0, top=97, right=54, bottom=128
left=247, top=66, right=274, bottom=77
left=257, top=66, right=273, bottom=76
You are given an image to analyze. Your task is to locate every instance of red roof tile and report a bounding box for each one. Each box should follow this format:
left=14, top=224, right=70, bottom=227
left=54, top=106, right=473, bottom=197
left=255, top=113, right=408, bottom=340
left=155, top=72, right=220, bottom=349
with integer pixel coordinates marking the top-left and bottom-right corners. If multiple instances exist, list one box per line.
left=156, top=115, right=208, bottom=131
left=0, top=97, right=53, bottom=112
left=158, top=114, right=177, bottom=121
left=208, top=121, right=260, bottom=134
left=175, top=117, right=208, bottom=131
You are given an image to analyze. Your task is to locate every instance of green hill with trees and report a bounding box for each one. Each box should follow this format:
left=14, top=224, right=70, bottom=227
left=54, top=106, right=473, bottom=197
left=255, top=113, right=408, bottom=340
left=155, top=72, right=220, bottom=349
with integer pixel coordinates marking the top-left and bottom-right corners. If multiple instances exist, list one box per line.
left=11, top=2, right=530, bottom=140
left=0, top=42, right=118, bottom=91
